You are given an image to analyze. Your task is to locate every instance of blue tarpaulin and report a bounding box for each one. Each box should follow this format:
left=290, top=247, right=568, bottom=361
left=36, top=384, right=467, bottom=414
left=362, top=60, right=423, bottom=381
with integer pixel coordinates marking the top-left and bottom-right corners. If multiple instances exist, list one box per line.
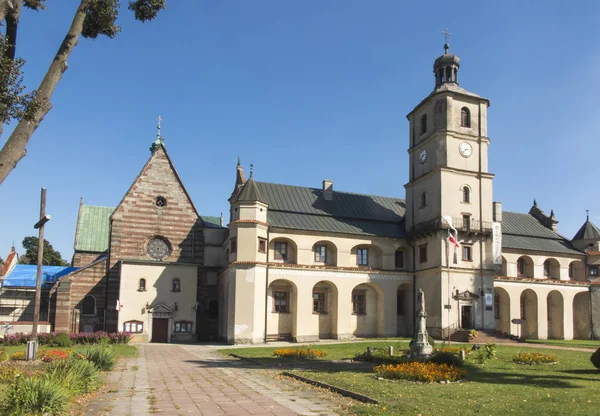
left=1, top=265, right=78, bottom=288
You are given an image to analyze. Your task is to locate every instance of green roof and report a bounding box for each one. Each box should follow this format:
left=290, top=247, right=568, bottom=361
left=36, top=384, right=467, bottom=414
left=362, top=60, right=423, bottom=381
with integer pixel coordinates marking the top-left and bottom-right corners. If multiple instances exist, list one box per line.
left=572, top=220, right=600, bottom=241
left=254, top=182, right=406, bottom=238
left=502, top=211, right=582, bottom=255
left=201, top=216, right=225, bottom=228
left=74, top=205, right=114, bottom=252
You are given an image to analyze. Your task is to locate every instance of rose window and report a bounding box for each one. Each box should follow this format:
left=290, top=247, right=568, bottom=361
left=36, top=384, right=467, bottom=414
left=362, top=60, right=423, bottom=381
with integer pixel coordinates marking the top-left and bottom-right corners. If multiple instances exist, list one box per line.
left=147, top=237, right=171, bottom=260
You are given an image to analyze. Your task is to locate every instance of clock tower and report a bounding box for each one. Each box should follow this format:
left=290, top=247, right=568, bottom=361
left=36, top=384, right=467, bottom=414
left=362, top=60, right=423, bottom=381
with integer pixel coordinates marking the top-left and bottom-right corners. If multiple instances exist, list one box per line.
left=404, top=42, right=496, bottom=338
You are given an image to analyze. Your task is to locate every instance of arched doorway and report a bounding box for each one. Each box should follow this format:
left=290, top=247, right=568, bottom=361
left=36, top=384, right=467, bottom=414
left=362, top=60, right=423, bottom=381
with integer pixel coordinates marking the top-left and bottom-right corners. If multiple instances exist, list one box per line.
left=396, top=284, right=411, bottom=337
left=267, top=279, right=297, bottom=340
left=312, top=281, right=338, bottom=339
left=573, top=292, right=591, bottom=339
left=351, top=283, right=383, bottom=337
left=520, top=289, right=538, bottom=339
left=494, top=287, right=510, bottom=334
left=569, top=261, right=585, bottom=281
left=547, top=290, right=564, bottom=339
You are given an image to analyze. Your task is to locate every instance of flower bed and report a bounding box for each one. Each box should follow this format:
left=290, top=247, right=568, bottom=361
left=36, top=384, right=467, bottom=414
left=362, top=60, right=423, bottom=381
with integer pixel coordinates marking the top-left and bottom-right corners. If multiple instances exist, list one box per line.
left=39, top=349, right=72, bottom=363
left=0, top=331, right=132, bottom=346
left=273, top=347, right=327, bottom=359
left=513, top=352, right=559, bottom=365
left=374, top=362, right=467, bottom=383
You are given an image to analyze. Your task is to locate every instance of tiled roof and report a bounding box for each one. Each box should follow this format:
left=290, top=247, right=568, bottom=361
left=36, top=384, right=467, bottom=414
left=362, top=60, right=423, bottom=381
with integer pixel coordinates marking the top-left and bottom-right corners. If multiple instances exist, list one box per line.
left=255, top=182, right=406, bottom=238
left=2, top=251, right=17, bottom=276
left=572, top=220, right=600, bottom=241
left=587, top=251, right=600, bottom=256
left=74, top=205, right=114, bottom=252
left=501, top=211, right=582, bottom=255
left=201, top=216, right=225, bottom=229
left=233, top=177, right=265, bottom=203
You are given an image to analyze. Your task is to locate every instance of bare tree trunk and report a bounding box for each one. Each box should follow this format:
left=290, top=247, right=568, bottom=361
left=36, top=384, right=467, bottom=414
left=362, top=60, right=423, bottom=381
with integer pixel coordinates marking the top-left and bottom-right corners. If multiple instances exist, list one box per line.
left=0, top=0, right=88, bottom=185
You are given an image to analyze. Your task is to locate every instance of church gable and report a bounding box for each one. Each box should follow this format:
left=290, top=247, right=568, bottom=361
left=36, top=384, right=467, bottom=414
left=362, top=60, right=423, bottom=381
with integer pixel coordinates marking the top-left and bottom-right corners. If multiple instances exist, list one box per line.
left=110, top=145, right=204, bottom=264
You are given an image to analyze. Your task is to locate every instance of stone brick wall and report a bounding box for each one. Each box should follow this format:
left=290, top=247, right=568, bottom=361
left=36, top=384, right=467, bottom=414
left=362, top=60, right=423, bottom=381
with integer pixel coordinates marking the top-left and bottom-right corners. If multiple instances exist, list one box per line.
left=51, top=258, right=107, bottom=333
left=106, top=146, right=205, bottom=332
left=72, top=251, right=104, bottom=267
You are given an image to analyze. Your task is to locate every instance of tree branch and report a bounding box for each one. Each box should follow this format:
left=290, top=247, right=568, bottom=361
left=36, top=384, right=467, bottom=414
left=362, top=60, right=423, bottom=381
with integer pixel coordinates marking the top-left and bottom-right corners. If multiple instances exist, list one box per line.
left=0, top=0, right=90, bottom=185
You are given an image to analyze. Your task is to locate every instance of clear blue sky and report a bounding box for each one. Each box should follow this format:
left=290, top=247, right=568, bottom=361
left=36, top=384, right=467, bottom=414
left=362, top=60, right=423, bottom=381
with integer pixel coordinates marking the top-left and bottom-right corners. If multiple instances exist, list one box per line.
left=1, top=0, right=599, bottom=261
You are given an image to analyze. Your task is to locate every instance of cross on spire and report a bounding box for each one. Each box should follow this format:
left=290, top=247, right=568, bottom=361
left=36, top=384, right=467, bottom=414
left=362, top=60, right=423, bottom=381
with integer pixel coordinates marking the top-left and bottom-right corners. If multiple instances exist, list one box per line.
left=442, top=28, right=451, bottom=43
left=586, top=209, right=589, bottom=221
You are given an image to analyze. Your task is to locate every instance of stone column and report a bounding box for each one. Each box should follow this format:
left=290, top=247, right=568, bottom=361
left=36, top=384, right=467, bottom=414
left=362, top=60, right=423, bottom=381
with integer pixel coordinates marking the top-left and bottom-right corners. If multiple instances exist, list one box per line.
left=293, top=284, right=318, bottom=343
left=335, top=286, right=353, bottom=340
left=537, top=295, right=548, bottom=340
left=562, top=292, right=575, bottom=340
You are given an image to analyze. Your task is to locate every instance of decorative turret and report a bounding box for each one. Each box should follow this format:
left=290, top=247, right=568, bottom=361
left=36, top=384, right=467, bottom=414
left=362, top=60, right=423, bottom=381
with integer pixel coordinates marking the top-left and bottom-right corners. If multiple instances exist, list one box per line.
left=572, top=211, right=600, bottom=252
left=529, top=200, right=558, bottom=232
left=228, top=157, right=247, bottom=202
left=150, top=116, right=164, bottom=153
left=433, top=39, right=460, bottom=88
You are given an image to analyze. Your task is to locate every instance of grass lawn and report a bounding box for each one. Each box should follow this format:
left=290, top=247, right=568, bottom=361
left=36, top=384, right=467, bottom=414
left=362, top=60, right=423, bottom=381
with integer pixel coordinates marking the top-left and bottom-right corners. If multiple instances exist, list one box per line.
left=1, top=343, right=138, bottom=358
left=524, top=339, right=600, bottom=350
left=220, top=342, right=600, bottom=416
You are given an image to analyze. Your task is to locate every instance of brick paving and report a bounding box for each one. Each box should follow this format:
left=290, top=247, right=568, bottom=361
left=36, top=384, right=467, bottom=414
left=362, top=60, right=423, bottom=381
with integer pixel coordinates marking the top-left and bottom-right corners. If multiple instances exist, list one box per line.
left=85, top=344, right=344, bottom=416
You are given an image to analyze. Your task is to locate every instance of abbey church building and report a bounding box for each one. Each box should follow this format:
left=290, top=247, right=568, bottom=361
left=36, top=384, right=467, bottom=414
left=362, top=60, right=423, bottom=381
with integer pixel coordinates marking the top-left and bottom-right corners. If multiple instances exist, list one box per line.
left=29, top=44, right=600, bottom=343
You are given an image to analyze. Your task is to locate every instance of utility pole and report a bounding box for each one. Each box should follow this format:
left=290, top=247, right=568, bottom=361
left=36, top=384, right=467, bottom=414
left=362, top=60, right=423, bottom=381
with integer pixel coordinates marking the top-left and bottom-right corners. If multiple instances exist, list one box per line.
left=27, top=187, right=51, bottom=360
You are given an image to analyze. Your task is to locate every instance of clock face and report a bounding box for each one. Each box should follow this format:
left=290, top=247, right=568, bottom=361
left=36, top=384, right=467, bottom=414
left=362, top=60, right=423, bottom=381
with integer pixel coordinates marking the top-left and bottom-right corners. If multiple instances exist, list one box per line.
left=419, top=149, right=427, bottom=164
left=459, top=142, right=473, bottom=158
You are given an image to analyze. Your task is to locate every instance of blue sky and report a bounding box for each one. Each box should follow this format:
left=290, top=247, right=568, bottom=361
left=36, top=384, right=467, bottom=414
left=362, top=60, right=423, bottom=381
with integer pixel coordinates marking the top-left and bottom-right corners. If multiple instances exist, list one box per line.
left=1, top=0, right=599, bottom=261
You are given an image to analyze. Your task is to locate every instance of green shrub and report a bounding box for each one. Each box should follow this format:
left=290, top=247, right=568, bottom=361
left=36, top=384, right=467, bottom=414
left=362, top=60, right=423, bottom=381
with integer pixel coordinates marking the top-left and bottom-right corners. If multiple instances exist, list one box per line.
left=429, top=350, right=463, bottom=367
left=590, top=347, right=600, bottom=369
left=2, top=376, right=69, bottom=416
left=45, top=359, right=101, bottom=396
left=483, top=343, right=497, bottom=360
left=50, top=333, right=73, bottom=348
left=353, top=348, right=409, bottom=365
left=428, top=335, right=436, bottom=348
left=80, top=345, right=116, bottom=371
left=0, top=348, right=8, bottom=362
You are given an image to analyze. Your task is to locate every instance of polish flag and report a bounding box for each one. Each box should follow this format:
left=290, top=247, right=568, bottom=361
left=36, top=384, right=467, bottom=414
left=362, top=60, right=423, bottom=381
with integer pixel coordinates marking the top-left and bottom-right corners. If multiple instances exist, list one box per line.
left=116, top=300, right=122, bottom=312
left=448, top=231, right=460, bottom=248
left=442, top=216, right=460, bottom=248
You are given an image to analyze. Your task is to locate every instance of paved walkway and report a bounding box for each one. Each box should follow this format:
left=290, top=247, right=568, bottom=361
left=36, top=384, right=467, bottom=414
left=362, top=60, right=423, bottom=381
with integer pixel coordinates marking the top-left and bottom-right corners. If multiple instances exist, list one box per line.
left=84, top=344, right=346, bottom=416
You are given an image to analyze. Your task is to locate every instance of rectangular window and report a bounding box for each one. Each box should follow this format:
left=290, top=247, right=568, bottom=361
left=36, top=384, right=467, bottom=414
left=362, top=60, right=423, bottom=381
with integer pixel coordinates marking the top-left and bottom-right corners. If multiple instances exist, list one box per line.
left=230, top=238, right=237, bottom=253
left=314, top=245, right=327, bottom=263
left=313, top=292, right=326, bottom=313
left=462, top=245, right=472, bottom=261
left=520, top=297, right=526, bottom=320
left=174, top=321, right=193, bottom=333
left=352, top=292, right=366, bottom=315
left=124, top=321, right=143, bottom=333
left=463, top=215, right=471, bottom=231
left=258, top=238, right=266, bottom=253
left=419, top=245, right=427, bottom=263
left=357, top=248, right=369, bottom=266
left=494, top=295, right=500, bottom=319
left=273, top=291, right=289, bottom=313
left=274, top=242, right=288, bottom=261
left=517, top=259, right=525, bottom=276
left=590, top=266, right=599, bottom=277
left=395, top=250, right=404, bottom=269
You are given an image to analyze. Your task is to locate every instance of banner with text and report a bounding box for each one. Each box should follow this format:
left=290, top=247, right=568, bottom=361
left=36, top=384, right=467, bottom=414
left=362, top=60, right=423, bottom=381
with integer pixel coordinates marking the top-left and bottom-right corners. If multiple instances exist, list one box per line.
left=492, top=222, right=502, bottom=265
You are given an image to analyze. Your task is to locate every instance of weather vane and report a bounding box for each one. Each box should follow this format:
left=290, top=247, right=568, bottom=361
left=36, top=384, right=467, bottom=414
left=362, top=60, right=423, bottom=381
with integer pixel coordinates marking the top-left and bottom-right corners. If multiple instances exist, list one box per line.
left=157, top=115, right=162, bottom=140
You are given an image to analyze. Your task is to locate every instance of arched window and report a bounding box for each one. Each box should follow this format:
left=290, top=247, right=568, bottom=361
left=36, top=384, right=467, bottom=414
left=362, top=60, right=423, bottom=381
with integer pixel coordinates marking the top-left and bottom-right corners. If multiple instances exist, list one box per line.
left=517, top=258, right=525, bottom=276
left=543, top=260, right=551, bottom=277
left=461, top=107, right=471, bottom=128
left=82, top=296, right=95, bottom=316
left=419, top=190, right=427, bottom=208
left=208, top=300, right=218, bottom=319
left=462, top=186, right=470, bottom=203
left=172, top=278, right=181, bottom=292
left=138, top=278, right=146, bottom=292
left=420, top=114, right=427, bottom=135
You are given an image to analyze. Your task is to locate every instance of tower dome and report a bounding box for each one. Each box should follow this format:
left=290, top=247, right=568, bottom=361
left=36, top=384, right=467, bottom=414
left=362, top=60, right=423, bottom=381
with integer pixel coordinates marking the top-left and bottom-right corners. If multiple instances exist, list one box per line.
left=433, top=43, right=460, bottom=88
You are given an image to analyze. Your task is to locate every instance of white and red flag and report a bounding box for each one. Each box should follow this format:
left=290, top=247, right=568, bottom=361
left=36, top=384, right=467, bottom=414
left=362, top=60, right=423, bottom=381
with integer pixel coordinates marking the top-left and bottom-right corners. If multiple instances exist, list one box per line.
left=442, top=216, right=460, bottom=248
left=116, top=300, right=122, bottom=312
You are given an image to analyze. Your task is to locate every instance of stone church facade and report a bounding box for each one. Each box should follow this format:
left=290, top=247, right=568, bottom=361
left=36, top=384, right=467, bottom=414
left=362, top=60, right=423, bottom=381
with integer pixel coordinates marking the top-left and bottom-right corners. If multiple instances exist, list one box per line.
left=46, top=44, right=600, bottom=343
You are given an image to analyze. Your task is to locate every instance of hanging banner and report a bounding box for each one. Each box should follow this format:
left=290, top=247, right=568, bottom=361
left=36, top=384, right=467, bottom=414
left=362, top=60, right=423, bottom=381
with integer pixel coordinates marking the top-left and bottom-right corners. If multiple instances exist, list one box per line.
left=492, top=222, right=502, bottom=265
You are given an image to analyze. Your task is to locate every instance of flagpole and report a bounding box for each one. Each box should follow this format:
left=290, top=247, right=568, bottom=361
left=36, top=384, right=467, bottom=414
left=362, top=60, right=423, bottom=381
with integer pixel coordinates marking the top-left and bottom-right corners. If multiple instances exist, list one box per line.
left=447, top=229, right=451, bottom=345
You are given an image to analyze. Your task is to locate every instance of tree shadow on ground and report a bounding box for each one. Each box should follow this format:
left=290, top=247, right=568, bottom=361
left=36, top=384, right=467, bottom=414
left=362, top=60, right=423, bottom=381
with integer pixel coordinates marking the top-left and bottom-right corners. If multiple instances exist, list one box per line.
left=559, top=369, right=600, bottom=375
left=464, top=364, right=591, bottom=388
left=183, top=355, right=375, bottom=374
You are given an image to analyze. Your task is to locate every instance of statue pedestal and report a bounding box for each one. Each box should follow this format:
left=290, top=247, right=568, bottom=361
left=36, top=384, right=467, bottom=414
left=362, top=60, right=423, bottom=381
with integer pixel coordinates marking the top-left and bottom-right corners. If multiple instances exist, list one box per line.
left=410, top=311, right=432, bottom=358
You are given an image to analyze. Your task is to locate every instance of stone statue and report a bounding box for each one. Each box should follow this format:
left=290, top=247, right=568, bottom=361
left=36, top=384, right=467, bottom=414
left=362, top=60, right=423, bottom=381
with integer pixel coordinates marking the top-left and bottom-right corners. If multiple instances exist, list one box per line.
left=410, top=288, right=432, bottom=358
left=416, top=288, right=425, bottom=313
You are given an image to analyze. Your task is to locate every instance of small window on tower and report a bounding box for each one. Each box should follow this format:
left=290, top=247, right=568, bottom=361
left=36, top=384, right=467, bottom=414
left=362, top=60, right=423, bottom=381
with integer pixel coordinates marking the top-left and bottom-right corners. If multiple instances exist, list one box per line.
left=155, top=196, right=167, bottom=208
left=420, top=114, right=427, bottom=135
left=419, top=191, right=427, bottom=209
left=462, top=186, right=470, bottom=203
left=461, top=107, right=471, bottom=127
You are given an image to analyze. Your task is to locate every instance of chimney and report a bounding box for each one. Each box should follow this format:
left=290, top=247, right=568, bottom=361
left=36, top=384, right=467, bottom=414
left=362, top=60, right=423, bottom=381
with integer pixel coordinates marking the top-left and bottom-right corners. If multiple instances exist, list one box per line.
left=493, top=202, right=502, bottom=222
left=322, top=180, right=333, bottom=201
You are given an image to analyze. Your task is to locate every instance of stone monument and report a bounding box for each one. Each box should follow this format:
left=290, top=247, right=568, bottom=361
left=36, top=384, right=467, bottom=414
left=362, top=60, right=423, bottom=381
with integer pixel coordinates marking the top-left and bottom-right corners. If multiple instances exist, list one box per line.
left=410, top=288, right=433, bottom=358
